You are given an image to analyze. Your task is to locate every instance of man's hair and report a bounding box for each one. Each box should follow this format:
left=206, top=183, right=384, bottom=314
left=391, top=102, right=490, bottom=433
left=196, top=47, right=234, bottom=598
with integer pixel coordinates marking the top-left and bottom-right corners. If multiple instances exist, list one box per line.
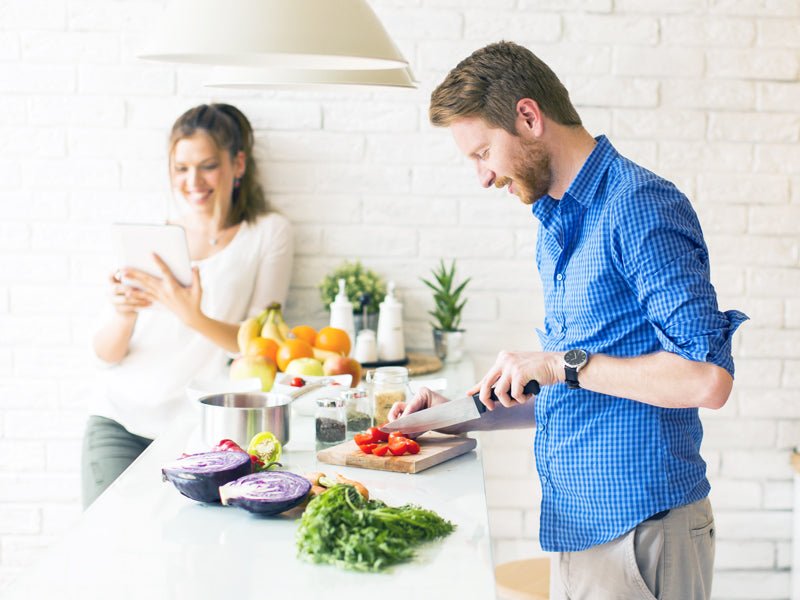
left=430, top=41, right=581, bottom=134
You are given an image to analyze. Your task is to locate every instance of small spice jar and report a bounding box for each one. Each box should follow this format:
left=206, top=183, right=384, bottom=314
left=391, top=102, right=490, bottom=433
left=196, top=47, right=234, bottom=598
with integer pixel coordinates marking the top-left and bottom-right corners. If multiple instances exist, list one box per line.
left=368, top=366, right=409, bottom=425
left=315, top=397, right=346, bottom=450
left=341, top=388, right=372, bottom=439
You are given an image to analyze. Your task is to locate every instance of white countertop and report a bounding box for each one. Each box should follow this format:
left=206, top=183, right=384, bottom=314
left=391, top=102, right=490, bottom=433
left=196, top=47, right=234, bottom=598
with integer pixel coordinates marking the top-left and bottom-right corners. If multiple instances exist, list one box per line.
left=5, top=359, right=496, bottom=600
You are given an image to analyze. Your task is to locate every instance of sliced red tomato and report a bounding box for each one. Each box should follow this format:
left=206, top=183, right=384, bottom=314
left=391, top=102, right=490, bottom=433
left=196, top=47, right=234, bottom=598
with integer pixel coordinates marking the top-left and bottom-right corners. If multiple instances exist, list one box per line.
left=371, top=443, right=390, bottom=457
left=289, top=377, right=305, bottom=387
left=369, top=426, right=390, bottom=443
left=388, top=437, right=410, bottom=456
left=358, top=443, right=378, bottom=455
left=388, top=431, right=407, bottom=441
left=354, top=432, right=375, bottom=446
left=405, top=439, right=420, bottom=455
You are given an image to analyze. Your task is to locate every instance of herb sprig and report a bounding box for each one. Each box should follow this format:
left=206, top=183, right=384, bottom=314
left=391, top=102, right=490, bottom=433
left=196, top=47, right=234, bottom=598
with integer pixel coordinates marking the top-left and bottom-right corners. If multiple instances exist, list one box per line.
left=296, top=484, right=455, bottom=572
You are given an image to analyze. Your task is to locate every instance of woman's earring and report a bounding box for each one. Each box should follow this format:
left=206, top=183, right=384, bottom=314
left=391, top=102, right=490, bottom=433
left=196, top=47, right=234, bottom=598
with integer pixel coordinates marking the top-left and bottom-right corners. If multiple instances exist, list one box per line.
left=233, top=178, right=241, bottom=189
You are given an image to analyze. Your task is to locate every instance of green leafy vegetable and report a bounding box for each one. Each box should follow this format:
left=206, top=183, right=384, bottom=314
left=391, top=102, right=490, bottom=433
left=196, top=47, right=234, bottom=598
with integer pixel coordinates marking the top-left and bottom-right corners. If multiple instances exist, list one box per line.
left=296, top=484, right=455, bottom=572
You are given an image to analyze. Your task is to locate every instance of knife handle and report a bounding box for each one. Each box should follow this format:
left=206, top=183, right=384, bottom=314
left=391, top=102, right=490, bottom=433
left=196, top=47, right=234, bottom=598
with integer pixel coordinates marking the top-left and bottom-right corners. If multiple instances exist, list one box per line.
left=472, top=380, right=541, bottom=413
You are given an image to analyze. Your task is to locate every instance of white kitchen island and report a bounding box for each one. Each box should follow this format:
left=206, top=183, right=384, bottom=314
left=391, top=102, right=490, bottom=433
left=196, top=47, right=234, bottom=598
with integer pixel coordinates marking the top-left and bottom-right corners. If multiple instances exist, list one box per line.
left=4, top=360, right=497, bottom=600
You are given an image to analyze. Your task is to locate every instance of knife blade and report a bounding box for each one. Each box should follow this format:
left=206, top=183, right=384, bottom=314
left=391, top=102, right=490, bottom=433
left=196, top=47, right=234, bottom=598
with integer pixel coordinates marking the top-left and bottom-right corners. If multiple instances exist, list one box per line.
left=379, top=380, right=540, bottom=435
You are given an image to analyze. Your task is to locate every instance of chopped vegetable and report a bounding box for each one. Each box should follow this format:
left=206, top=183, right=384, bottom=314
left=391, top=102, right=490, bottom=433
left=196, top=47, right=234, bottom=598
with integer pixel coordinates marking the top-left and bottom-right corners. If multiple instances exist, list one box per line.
left=371, top=443, right=390, bottom=457
left=247, top=431, right=282, bottom=466
left=214, top=438, right=246, bottom=453
left=162, top=451, right=252, bottom=503
left=290, top=377, right=305, bottom=387
left=353, top=432, right=374, bottom=446
left=296, top=484, right=455, bottom=572
left=219, top=471, right=311, bottom=515
left=358, top=443, right=378, bottom=455
left=405, top=439, right=420, bottom=455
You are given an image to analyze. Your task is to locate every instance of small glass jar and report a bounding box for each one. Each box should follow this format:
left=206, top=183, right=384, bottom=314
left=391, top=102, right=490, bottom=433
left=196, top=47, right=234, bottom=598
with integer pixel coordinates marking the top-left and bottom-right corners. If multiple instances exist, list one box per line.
left=315, top=397, right=346, bottom=450
left=368, top=366, right=409, bottom=426
left=341, top=387, right=372, bottom=439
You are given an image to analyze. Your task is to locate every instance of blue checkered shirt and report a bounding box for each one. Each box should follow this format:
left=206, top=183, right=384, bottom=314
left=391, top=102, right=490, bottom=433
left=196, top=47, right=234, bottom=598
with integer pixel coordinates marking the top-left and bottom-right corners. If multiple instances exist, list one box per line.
left=531, top=136, right=747, bottom=552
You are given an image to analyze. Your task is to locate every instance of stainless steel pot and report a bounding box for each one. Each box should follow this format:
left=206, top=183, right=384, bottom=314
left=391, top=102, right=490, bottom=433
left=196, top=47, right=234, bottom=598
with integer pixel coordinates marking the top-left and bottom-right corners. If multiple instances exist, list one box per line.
left=198, top=392, right=292, bottom=449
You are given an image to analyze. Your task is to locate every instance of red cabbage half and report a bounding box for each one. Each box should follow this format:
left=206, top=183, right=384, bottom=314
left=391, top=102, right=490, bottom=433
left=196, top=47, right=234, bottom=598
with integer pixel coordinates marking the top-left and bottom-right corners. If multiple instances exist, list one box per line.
left=162, top=451, right=252, bottom=503
left=219, top=471, right=312, bottom=515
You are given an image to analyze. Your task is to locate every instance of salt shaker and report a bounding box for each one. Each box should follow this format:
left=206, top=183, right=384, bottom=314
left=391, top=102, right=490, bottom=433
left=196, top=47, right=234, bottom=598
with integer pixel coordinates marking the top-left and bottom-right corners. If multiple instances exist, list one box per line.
left=353, top=329, right=378, bottom=363
left=376, top=281, right=405, bottom=361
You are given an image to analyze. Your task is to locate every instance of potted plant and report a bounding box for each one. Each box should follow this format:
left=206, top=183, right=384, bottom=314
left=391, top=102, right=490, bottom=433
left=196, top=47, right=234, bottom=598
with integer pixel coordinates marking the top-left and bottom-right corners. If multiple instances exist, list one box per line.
left=319, top=260, right=387, bottom=332
left=421, top=259, right=471, bottom=363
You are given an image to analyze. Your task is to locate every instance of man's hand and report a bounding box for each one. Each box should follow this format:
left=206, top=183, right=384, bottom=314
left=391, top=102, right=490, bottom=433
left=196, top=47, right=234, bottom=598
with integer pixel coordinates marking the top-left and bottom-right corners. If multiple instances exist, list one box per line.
left=467, top=350, right=563, bottom=410
left=387, top=387, right=468, bottom=436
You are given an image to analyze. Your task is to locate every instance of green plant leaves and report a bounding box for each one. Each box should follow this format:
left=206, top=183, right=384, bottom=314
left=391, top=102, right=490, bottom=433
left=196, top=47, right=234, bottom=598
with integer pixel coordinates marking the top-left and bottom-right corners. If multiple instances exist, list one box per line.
left=319, top=260, right=387, bottom=313
left=420, top=259, right=470, bottom=331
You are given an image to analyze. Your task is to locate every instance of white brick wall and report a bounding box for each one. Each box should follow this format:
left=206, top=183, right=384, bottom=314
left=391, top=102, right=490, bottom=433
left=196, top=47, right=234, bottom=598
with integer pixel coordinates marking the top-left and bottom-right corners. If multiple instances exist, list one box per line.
left=0, top=1, right=798, bottom=598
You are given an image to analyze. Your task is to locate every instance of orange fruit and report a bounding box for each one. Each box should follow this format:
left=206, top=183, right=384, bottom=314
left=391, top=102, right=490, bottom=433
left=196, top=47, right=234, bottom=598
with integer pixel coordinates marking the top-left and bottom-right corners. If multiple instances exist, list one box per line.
left=315, top=326, right=351, bottom=356
left=276, top=338, right=314, bottom=372
left=245, top=337, right=279, bottom=363
left=291, top=325, right=317, bottom=347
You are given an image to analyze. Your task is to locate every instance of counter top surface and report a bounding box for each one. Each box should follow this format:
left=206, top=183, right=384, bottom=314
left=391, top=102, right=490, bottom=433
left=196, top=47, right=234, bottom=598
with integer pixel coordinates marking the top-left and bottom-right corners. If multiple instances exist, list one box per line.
left=5, top=360, right=496, bottom=599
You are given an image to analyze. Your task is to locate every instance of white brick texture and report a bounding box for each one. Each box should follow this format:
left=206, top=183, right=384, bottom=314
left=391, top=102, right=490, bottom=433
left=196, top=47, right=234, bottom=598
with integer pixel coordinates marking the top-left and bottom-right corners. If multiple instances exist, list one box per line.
left=1, top=2, right=798, bottom=598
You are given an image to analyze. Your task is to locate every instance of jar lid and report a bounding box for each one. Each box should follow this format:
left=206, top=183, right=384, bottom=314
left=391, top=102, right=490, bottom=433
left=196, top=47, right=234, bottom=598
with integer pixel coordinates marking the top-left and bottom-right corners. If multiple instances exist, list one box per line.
left=316, top=397, right=345, bottom=408
left=340, top=388, right=368, bottom=401
left=373, top=366, right=408, bottom=383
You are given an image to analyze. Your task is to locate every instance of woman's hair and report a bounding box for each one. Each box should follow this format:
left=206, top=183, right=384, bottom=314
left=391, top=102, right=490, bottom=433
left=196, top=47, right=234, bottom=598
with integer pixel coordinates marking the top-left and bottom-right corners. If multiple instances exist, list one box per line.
left=430, top=41, right=582, bottom=134
left=169, top=103, right=268, bottom=226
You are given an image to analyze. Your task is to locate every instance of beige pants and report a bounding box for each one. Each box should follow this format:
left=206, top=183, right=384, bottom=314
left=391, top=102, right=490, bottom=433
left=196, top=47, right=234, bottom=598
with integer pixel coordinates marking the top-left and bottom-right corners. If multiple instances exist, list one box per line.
left=549, top=497, right=715, bottom=600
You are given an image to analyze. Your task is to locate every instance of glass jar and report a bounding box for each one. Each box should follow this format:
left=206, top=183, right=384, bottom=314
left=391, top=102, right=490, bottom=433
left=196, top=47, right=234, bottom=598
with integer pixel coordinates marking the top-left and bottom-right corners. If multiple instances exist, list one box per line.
left=367, top=366, right=409, bottom=426
left=315, top=397, right=346, bottom=450
left=341, top=387, right=372, bottom=439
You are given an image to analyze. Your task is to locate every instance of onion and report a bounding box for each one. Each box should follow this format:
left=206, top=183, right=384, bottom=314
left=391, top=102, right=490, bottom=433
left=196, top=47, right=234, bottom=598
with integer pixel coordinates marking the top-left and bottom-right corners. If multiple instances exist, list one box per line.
left=162, top=451, right=252, bottom=503
left=219, top=471, right=312, bottom=515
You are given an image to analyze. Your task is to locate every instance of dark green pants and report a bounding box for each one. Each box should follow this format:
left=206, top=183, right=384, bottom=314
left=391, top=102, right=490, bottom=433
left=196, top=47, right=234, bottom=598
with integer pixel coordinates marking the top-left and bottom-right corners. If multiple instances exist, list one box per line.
left=81, top=415, right=152, bottom=509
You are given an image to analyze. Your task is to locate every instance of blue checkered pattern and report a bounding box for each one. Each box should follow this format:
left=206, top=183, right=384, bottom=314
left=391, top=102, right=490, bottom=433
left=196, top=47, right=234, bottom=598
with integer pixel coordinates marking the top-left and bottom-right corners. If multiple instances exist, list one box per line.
left=530, top=136, right=747, bottom=552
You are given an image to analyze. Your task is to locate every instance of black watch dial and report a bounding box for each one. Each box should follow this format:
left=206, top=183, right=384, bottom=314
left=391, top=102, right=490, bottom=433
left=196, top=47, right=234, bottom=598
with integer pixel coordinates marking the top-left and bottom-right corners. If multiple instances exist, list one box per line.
left=564, top=348, right=587, bottom=367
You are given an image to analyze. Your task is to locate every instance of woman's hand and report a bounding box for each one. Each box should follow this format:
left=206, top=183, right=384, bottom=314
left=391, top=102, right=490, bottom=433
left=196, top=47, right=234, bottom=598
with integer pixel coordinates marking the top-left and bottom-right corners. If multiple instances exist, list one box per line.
left=108, top=271, right=152, bottom=316
left=467, top=350, right=563, bottom=410
left=119, top=254, right=203, bottom=327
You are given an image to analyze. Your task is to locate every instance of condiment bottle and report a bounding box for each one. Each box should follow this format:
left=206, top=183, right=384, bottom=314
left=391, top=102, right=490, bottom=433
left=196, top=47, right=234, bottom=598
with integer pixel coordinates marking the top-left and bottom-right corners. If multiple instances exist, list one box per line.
left=329, top=278, right=355, bottom=357
left=376, top=281, right=405, bottom=361
left=315, top=397, right=346, bottom=450
left=341, top=387, right=372, bottom=439
left=353, top=329, right=378, bottom=363
left=368, top=366, right=408, bottom=426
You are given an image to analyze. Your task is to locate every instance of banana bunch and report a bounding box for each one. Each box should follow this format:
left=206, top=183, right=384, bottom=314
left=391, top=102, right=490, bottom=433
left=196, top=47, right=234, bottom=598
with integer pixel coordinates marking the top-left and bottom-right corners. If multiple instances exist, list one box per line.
left=259, top=302, right=291, bottom=345
left=236, top=306, right=271, bottom=355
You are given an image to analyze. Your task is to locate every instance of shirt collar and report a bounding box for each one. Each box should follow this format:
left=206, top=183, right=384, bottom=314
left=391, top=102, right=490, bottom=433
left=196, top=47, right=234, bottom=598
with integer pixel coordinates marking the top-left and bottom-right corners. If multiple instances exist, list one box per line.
left=531, top=135, right=618, bottom=223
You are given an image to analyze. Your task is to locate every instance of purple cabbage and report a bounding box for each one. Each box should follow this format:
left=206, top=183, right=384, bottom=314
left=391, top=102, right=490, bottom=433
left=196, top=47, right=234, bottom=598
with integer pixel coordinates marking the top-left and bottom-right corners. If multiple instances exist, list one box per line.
left=162, top=451, right=252, bottom=503
left=219, top=471, right=312, bottom=515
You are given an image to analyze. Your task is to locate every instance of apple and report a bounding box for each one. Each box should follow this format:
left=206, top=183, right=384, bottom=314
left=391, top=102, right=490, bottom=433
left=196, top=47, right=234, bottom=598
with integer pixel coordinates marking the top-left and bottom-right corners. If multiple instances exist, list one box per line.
left=230, top=355, right=277, bottom=392
left=285, top=357, right=324, bottom=377
left=323, top=355, right=362, bottom=387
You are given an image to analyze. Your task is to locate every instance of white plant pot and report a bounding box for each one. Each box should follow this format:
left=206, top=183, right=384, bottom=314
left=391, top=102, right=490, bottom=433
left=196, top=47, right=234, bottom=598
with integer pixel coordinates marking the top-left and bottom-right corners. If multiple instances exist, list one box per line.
left=432, top=329, right=464, bottom=363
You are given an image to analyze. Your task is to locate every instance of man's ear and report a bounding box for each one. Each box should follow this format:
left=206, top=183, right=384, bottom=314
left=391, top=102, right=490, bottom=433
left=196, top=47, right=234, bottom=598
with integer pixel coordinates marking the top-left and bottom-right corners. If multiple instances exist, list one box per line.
left=516, top=98, right=543, bottom=136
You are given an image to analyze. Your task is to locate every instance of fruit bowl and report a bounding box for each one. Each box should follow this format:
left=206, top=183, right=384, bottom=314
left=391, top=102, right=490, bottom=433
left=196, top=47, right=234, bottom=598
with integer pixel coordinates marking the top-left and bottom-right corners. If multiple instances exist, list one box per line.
left=272, top=374, right=352, bottom=417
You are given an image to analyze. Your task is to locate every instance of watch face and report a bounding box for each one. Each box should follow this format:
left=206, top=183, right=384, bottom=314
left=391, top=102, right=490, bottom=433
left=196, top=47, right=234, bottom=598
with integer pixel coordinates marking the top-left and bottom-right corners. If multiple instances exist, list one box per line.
left=565, top=349, right=587, bottom=367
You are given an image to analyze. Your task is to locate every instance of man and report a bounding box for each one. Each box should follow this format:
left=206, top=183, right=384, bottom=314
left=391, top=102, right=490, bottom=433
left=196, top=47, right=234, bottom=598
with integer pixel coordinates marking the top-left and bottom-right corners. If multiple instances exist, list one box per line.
left=389, top=41, right=747, bottom=600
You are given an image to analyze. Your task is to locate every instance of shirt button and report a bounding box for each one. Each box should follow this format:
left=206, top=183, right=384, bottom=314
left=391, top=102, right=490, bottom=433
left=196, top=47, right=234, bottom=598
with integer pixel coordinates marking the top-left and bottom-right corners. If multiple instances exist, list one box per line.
left=556, top=273, right=564, bottom=281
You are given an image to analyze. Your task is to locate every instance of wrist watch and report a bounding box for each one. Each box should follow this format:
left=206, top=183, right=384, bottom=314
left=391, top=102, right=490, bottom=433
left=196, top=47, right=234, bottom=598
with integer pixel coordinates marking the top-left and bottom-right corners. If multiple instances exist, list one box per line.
left=564, top=349, right=589, bottom=389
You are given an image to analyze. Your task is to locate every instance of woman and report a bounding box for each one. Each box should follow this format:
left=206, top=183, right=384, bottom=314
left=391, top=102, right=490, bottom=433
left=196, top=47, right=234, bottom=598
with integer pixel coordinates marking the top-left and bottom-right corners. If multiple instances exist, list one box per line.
left=83, top=104, right=293, bottom=508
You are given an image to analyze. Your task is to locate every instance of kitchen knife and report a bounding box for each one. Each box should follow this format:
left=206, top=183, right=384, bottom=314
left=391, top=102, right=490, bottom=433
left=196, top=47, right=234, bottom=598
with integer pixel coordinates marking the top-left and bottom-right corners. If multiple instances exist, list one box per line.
left=379, top=380, right=540, bottom=435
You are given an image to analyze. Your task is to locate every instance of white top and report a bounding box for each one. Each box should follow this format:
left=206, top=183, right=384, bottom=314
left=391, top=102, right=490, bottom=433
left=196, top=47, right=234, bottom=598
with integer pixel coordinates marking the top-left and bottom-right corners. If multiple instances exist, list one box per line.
left=5, top=360, right=495, bottom=600
left=90, top=212, right=293, bottom=439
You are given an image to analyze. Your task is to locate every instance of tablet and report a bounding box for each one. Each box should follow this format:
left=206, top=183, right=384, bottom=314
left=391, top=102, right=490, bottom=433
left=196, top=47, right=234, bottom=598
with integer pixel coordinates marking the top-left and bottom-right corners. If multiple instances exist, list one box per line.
left=112, top=223, right=193, bottom=287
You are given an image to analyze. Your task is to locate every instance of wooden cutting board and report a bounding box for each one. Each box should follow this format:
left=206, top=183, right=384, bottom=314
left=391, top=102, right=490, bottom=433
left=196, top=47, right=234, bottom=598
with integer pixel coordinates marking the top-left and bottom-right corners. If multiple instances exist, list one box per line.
left=316, top=433, right=477, bottom=474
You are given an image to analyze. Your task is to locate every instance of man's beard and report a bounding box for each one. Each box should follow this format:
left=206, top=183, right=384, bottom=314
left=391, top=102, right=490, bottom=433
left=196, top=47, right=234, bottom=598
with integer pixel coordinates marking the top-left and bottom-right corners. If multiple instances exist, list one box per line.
left=495, top=138, right=551, bottom=205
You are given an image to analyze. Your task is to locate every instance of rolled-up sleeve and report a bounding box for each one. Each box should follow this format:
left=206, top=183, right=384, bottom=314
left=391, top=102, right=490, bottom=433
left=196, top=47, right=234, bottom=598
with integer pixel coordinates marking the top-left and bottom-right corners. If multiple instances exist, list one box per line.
left=610, top=179, right=748, bottom=376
